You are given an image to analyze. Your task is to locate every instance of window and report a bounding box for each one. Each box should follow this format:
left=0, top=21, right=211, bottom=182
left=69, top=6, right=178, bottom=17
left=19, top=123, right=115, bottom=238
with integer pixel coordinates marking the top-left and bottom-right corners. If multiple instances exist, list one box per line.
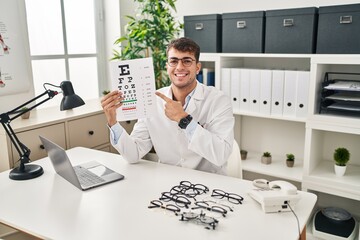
left=25, top=0, right=106, bottom=108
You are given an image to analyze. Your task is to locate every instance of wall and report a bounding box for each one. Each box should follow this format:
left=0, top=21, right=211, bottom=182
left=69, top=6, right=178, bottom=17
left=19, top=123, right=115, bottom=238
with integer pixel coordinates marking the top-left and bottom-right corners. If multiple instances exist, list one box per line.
left=119, top=0, right=360, bottom=37
left=0, top=0, right=35, bottom=113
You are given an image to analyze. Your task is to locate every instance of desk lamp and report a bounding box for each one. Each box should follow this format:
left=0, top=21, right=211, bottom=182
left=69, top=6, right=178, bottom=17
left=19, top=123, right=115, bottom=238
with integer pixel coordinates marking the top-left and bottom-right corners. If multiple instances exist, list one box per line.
left=0, top=81, right=85, bottom=180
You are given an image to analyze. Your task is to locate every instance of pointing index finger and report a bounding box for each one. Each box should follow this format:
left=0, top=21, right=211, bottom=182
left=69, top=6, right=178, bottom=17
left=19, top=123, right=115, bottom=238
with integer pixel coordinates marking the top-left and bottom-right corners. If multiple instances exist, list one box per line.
left=155, top=92, right=172, bottom=103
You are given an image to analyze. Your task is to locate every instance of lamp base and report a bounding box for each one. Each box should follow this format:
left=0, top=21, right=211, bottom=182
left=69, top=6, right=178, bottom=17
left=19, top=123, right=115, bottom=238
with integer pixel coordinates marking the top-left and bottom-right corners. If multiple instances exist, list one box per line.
left=9, top=164, right=44, bottom=180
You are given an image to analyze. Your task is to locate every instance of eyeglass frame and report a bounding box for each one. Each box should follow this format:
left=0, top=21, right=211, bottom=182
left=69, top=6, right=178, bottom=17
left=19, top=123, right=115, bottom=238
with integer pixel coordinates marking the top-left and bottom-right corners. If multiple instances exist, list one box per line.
left=159, top=191, right=192, bottom=208
left=200, top=200, right=234, bottom=212
left=167, top=57, right=197, bottom=67
left=191, top=201, right=227, bottom=217
left=180, top=211, right=219, bottom=230
left=170, top=180, right=209, bottom=198
left=211, top=189, right=244, bottom=205
left=148, top=200, right=181, bottom=216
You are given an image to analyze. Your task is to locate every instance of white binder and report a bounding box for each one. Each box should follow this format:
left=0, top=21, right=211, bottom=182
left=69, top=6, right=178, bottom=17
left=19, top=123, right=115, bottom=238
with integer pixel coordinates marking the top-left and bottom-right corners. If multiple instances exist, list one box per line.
left=296, top=71, right=310, bottom=118
left=271, top=70, right=285, bottom=116
left=283, top=71, right=297, bottom=117
left=230, top=68, right=241, bottom=111
left=259, top=70, right=272, bottom=115
left=240, top=69, right=250, bottom=111
left=221, top=68, right=231, bottom=97
left=249, top=69, right=261, bottom=113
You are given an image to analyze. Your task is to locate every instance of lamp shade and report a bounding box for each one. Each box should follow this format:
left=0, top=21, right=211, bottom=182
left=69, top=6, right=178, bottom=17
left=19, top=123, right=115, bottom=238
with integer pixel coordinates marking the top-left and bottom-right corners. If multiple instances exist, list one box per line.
left=60, top=81, right=85, bottom=111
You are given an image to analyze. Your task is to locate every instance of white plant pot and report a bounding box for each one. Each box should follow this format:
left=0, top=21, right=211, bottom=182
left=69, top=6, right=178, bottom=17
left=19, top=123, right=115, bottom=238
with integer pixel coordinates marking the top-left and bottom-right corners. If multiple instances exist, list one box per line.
left=334, top=165, right=347, bottom=176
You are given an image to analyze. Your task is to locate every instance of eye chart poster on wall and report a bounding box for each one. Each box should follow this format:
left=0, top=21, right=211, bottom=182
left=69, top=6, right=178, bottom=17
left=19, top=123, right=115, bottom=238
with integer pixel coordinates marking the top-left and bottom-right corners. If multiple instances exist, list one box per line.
left=110, top=57, right=157, bottom=121
left=0, top=0, right=31, bottom=96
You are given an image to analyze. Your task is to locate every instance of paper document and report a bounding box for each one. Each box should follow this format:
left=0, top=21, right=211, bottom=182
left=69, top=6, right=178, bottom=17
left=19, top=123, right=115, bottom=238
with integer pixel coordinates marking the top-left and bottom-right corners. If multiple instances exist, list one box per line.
left=110, top=57, right=157, bottom=121
left=327, top=102, right=360, bottom=112
left=324, top=81, right=360, bottom=91
left=325, top=92, right=360, bottom=102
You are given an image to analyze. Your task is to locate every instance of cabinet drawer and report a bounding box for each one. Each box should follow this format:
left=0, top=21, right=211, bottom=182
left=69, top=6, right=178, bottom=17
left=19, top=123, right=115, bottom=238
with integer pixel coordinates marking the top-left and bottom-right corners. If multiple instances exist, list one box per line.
left=68, top=113, right=109, bottom=148
left=11, top=123, right=66, bottom=167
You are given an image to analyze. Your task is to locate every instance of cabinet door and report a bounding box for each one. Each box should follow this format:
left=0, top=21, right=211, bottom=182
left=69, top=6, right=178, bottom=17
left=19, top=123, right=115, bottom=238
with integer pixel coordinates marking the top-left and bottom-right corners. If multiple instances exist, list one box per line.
left=68, top=113, right=109, bottom=148
left=11, top=123, right=66, bottom=167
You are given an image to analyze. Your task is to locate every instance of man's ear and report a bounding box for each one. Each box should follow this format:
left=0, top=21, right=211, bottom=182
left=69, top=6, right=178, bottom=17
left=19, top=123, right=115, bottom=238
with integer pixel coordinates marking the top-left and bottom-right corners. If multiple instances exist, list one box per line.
left=196, top=62, right=201, bottom=73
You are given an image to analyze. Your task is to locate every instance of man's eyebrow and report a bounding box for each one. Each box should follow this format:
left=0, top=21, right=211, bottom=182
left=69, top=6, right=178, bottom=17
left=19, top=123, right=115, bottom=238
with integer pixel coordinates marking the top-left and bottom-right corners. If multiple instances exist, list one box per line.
left=169, top=57, right=193, bottom=59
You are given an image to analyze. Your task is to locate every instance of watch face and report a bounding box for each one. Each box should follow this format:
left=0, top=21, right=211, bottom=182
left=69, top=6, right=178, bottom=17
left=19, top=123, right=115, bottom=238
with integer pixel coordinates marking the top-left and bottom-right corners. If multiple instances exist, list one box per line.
left=321, top=207, right=352, bottom=221
left=179, top=115, right=192, bottom=129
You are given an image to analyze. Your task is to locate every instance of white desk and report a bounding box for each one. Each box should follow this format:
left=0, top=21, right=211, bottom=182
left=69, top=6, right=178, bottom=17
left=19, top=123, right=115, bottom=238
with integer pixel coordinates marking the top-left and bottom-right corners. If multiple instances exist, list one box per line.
left=0, top=147, right=317, bottom=240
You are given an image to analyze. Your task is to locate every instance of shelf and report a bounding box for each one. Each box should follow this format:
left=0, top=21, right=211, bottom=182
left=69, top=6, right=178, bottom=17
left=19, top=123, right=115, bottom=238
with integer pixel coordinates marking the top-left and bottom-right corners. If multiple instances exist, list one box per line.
left=307, top=118, right=360, bottom=134
left=303, top=161, right=360, bottom=201
left=241, top=151, right=303, bottom=182
left=197, top=52, right=360, bottom=217
left=233, top=109, right=306, bottom=123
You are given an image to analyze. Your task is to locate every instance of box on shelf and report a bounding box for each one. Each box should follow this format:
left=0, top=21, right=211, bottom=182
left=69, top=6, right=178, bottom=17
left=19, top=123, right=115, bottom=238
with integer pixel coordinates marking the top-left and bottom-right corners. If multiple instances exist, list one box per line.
left=222, top=11, right=265, bottom=53
left=317, top=3, right=360, bottom=54
left=184, top=14, right=222, bottom=53
left=265, top=7, right=318, bottom=53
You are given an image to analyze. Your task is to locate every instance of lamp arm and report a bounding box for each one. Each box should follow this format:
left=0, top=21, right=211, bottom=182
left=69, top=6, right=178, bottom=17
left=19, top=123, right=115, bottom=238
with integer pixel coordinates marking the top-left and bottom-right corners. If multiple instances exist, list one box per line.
left=8, top=90, right=58, bottom=121
left=0, top=89, right=58, bottom=168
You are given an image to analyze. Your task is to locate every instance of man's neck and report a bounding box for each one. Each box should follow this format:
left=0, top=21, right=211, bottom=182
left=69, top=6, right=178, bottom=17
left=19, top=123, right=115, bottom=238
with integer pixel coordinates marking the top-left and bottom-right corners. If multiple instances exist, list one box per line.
left=171, top=82, right=197, bottom=105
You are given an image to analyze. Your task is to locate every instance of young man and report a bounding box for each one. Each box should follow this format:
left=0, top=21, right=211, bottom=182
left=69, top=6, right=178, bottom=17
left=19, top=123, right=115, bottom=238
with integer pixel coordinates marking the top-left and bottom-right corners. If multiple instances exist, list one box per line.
left=101, top=37, right=234, bottom=175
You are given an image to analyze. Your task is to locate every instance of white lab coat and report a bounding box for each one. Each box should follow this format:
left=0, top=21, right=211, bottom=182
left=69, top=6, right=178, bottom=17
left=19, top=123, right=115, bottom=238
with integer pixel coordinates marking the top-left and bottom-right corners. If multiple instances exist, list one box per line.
left=111, top=82, right=234, bottom=175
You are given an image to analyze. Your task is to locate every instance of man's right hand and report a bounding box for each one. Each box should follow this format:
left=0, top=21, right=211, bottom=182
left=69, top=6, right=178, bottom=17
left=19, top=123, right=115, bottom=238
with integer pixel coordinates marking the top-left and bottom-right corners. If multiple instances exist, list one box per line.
left=101, top=90, right=124, bottom=127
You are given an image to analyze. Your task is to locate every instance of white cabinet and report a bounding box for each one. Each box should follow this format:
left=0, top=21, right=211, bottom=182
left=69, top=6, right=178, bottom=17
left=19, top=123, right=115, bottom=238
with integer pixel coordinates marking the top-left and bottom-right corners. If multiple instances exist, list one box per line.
left=68, top=113, right=109, bottom=149
left=10, top=123, right=66, bottom=168
left=200, top=53, right=360, bottom=219
left=0, top=98, right=111, bottom=171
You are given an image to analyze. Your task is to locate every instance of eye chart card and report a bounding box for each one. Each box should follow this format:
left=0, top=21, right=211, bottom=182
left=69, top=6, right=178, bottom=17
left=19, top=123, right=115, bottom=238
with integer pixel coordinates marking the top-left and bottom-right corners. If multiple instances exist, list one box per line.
left=110, top=57, right=157, bottom=121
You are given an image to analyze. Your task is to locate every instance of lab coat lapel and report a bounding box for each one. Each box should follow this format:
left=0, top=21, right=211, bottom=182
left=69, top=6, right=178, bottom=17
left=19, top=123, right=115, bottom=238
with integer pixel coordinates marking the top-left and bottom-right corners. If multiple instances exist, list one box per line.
left=186, top=83, right=205, bottom=115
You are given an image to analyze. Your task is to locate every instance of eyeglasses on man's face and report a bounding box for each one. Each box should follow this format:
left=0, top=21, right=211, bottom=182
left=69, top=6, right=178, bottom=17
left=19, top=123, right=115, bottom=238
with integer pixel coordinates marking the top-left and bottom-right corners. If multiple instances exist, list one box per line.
left=167, top=57, right=196, bottom=67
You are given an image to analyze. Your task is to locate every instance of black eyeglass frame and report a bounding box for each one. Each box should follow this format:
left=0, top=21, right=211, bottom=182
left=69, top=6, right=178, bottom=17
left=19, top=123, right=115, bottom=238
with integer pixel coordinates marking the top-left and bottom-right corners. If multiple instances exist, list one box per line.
left=167, top=57, right=197, bottom=67
left=159, top=192, right=192, bottom=208
left=211, top=189, right=244, bottom=205
left=192, top=201, right=227, bottom=217
left=148, top=200, right=181, bottom=216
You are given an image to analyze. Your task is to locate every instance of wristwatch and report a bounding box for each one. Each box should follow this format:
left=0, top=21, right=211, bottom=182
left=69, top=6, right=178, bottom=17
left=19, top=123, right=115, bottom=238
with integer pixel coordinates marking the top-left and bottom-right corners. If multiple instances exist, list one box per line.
left=178, top=114, right=193, bottom=129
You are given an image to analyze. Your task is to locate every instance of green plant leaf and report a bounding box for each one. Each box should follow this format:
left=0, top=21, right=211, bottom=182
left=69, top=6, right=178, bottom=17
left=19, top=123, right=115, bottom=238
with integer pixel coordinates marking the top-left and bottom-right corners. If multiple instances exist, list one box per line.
left=112, top=0, right=182, bottom=89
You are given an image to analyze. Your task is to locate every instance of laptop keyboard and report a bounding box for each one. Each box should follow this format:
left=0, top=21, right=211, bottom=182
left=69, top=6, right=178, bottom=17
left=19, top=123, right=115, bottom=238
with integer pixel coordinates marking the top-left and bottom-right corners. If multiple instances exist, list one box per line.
left=74, top=166, right=106, bottom=188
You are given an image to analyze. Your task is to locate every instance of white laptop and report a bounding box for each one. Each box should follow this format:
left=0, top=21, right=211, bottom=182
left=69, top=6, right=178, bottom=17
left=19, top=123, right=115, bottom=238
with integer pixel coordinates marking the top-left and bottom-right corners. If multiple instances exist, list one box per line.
left=39, top=136, right=124, bottom=191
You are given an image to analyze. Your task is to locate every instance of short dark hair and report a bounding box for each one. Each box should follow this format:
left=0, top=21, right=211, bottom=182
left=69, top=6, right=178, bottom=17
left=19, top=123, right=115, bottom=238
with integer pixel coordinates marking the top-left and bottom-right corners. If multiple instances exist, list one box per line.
left=166, top=37, right=200, bottom=62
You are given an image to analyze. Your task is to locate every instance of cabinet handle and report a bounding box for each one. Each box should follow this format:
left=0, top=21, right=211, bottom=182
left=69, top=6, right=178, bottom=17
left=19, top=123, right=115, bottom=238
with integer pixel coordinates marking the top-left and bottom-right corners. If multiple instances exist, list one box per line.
left=40, top=144, right=45, bottom=150
left=88, top=130, right=94, bottom=135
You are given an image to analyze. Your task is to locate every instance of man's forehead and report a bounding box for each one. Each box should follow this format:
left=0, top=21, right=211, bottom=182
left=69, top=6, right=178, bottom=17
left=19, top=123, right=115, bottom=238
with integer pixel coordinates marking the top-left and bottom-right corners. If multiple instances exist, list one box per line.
left=167, top=49, right=195, bottom=58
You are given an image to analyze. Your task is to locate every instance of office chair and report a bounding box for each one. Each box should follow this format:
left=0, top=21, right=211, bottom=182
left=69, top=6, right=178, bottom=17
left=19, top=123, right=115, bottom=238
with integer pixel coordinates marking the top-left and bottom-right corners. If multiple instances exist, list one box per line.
left=227, top=140, right=243, bottom=179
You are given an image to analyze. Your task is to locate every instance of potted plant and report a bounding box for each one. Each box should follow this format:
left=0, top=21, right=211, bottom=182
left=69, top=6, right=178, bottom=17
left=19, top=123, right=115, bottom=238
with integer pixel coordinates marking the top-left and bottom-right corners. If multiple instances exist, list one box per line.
left=286, top=153, right=295, bottom=167
left=333, top=147, right=350, bottom=176
left=261, top=151, right=272, bottom=164
left=112, top=0, right=183, bottom=89
left=20, top=107, right=30, bottom=119
left=240, top=150, right=248, bottom=160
